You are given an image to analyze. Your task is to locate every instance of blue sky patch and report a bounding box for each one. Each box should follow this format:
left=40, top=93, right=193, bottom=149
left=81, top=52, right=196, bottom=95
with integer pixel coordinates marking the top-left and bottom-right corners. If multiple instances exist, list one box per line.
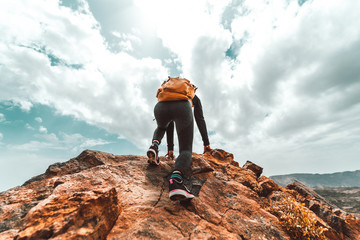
left=0, top=101, right=143, bottom=191
left=226, top=39, right=245, bottom=60
left=298, top=0, right=308, bottom=6
left=0, top=101, right=141, bottom=155
left=19, top=44, right=84, bottom=69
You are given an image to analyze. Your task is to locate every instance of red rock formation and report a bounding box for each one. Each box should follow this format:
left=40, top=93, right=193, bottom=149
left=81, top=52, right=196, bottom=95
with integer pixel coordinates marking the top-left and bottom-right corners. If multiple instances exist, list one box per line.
left=0, top=149, right=359, bottom=239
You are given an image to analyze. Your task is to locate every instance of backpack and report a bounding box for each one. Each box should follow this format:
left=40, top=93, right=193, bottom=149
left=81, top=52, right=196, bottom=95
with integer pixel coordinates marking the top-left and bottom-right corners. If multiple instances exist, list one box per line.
left=156, top=76, right=197, bottom=104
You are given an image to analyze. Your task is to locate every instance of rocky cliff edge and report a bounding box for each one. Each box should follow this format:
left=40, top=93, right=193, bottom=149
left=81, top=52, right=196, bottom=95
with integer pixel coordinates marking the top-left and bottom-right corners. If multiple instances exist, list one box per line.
left=0, top=149, right=359, bottom=240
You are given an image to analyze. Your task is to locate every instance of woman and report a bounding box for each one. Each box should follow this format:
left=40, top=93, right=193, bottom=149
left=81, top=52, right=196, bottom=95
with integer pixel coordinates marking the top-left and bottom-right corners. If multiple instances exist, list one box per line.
left=147, top=77, right=196, bottom=201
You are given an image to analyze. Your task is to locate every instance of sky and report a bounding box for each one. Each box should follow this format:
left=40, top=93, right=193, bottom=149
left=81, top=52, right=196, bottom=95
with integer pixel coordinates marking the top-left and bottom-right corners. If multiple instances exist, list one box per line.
left=0, top=0, right=359, bottom=192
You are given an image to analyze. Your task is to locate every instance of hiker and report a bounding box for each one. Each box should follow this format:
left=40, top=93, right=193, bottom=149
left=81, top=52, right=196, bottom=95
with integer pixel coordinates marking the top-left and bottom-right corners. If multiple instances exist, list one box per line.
left=147, top=77, right=196, bottom=201
left=165, top=95, right=212, bottom=160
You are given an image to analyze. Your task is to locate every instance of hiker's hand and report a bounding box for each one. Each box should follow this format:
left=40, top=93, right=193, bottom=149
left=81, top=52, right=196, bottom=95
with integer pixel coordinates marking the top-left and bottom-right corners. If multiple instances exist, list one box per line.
left=165, top=150, right=175, bottom=160
left=203, top=145, right=212, bottom=154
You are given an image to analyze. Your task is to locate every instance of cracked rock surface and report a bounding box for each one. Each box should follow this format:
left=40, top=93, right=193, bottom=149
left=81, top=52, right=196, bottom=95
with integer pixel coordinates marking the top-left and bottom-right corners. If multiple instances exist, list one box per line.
left=0, top=149, right=359, bottom=239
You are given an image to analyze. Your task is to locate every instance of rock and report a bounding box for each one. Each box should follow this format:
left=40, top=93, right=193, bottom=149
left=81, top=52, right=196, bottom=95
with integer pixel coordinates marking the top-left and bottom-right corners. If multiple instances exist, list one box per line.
left=16, top=188, right=119, bottom=240
left=243, top=160, right=263, bottom=178
left=0, top=149, right=359, bottom=240
left=258, top=176, right=282, bottom=197
left=287, top=180, right=337, bottom=209
left=286, top=180, right=360, bottom=239
left=208, top=148, right=234, bottom=165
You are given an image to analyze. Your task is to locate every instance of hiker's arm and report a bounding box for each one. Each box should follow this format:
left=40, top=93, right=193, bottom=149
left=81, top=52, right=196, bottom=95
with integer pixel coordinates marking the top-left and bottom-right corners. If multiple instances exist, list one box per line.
left=166, top=121, right=174, bottom=151
left=193, top=95, right=210, bottom=146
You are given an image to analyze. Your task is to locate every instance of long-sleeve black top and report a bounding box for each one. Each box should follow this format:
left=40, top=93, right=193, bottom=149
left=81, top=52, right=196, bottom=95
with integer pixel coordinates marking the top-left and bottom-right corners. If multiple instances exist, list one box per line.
left=166, top=95, right=210, bottom=151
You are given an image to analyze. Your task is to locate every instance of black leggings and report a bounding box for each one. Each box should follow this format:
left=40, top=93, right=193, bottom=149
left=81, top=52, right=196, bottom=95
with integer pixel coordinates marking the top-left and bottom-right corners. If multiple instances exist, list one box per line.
left=152, top=100, right=194, bottom=175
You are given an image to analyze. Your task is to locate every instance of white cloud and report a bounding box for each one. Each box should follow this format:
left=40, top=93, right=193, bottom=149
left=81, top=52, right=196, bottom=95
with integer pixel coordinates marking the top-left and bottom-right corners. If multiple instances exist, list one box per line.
left=213, top=0, right=360, bottom=174
left=133, top=0, right=233, bottom=77
left=0, top=0, right=167, bottom=147
left=112, top=31, right=141, bottom=52
left=39, top=126, right=48, bottom=134
left=0, top=132, right=3, bottom=141
left=0, top=113, right=5, bottom=122
left=10, top=140, right=55, bottom=152
left=154, top=0, right=360, bottom=173
left=1, top=0, right=360, bottom=175
left=26, top=123, right=35, bottom=130
left=35, top=117, right=42, bottom=123
left=8, top=131, right=111, bottom=155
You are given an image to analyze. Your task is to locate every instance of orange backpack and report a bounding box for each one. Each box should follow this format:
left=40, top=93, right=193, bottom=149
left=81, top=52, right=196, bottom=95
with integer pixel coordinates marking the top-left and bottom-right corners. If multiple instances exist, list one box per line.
left=156, top=76, right=197, bottom=104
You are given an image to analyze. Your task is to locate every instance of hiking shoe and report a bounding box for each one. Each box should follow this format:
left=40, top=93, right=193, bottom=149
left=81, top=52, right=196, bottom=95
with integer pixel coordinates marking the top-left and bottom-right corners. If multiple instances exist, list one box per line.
left=147, top=143, right=159, bottom=165
left=169, top=176, right=195, bottom=201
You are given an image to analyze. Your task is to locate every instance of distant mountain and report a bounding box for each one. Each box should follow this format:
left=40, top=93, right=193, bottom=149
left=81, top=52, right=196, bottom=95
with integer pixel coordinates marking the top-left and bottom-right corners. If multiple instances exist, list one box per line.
left=270, top=170, right=360, bottom=188
left=314, top=187, right=360, bottom=218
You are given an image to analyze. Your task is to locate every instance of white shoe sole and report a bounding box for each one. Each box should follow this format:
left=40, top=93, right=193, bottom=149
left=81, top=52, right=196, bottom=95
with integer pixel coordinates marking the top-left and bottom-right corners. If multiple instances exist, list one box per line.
left=169, top=189, right=195, bottom=201
left=147, top=149, right=159, bottom=165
